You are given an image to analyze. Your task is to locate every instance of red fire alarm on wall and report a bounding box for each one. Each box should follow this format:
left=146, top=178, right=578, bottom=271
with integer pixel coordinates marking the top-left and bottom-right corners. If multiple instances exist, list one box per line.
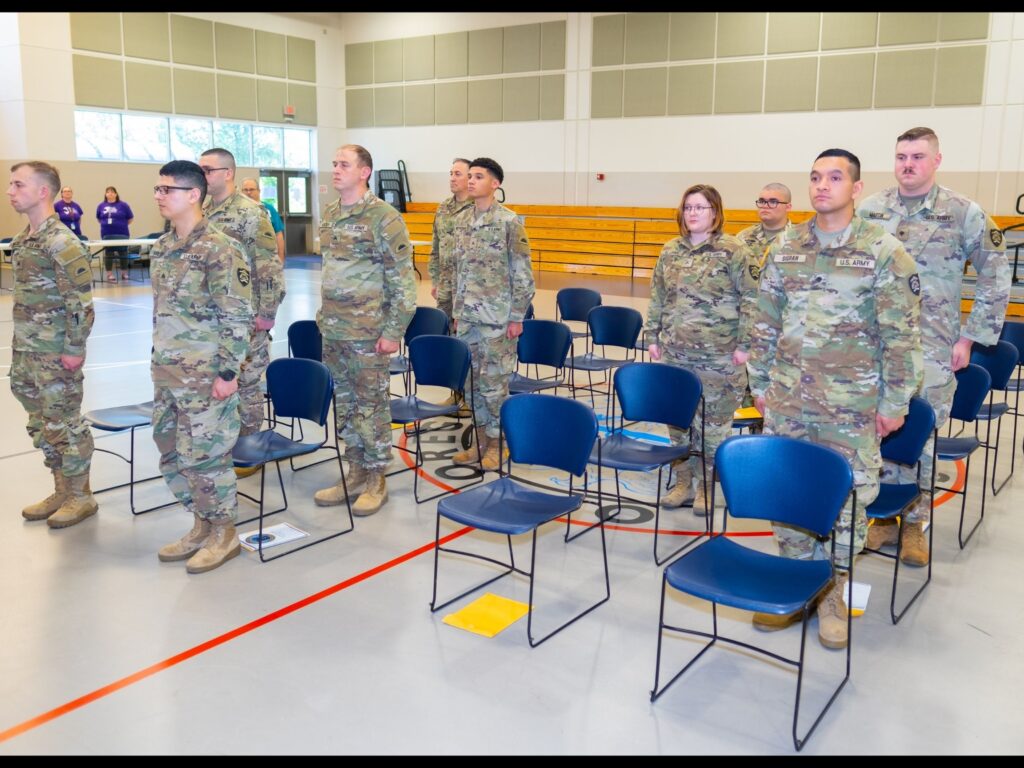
left=283, top=105, right=296, bottom=122
left=596, top=173, right=605, bottom=181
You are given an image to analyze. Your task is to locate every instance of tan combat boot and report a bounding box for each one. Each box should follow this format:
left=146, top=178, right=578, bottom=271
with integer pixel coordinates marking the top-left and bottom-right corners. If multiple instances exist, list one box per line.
left=314, top=463, right=367, bottom=507
left=816, top=573, right=850, bottom=649
left=752, top=609, right=802, bottom=632
left=692, top=479, right=710, bottom=517
left=480, top=437, right=509, bottom=472
left=186, top=520, right=240, bottom=574
left=661, top=461, right=695, bottom=508
left=47, top=474, right=98, bottom=529
left=452, top=427, right=488, bottom=465
left=158, top=514, right=212, bottom=562
left=900, top=521, right=930, bottom=567
left=22, top=469, right=69, bottom=521
left=865, top=518, right=899, bottom=549
left=352, top=473, right=388, bottom=516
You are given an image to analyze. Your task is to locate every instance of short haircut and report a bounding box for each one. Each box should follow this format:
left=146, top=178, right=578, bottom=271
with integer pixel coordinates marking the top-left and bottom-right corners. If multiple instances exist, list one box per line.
left=11, top=161, right=61, bottom=200
left=452, top=157, right=471, bottom=168
left=896, top=126, right=940, bottom=152
left=159, top=160, right=207, bottom=201
left=200, top=147, right=236, bottom=172
left=761, top=182, right=792, bottom=202
left=469, top=157, right=503, bottom=184
left=240, top=177, right=259, bottom=189
left=676, top=184, right=725, bottom=237
left=341, top=144, right=373, bottom=174
left=815, top=148, right=861, bottom=182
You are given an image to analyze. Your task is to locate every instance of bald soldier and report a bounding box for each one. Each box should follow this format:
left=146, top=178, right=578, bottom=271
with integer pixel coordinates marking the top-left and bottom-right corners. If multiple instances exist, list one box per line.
left=737, top=182, right=795, bottom=258
left=858, top=127, right=1010, bottom=565
left=749, top=148, right=922, bottom=650
left=8, top=161, right=98, bottom=528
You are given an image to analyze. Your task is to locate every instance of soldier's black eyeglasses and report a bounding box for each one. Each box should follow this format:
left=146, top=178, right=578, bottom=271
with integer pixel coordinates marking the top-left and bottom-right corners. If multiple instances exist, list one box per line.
left=199, top=167, right=229, bottom=175
left=153, top=185, right=195, bottom=195
left=755, top=198, right=788, bottom=208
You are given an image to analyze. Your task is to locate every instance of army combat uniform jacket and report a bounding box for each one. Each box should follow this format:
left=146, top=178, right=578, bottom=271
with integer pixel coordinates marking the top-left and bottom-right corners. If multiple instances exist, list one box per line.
left=429, top=194, right=473, bottom=298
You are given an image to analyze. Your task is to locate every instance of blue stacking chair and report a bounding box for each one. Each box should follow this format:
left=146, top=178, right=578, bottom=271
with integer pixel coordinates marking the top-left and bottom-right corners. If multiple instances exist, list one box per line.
left=390, top=306, right=449, bottom=396
left=935, top=363, right=992, bottom=549
left=287, top=319, right=322, bottom=361
left=389, top=334, right=482, bottom=503
left=998, top=322, right=1024, bottom=480
left=568, top=305, right=643, bottom=411
left=555, top=287, right=601, bottom=351
left=970, top=340, right=1019, bottom=495
left=863, top=396, right=937, bottom=624
left=232, top=358, right=352, bottom=562
left=589, top=362, right=706, bottom=564
left=509, top=319, right=573, bottom=395
left=431, top=394, right=608, bottom=647
left=651, top=434, right=855, bottom=752
left=524, top=301, right=535, bottom=320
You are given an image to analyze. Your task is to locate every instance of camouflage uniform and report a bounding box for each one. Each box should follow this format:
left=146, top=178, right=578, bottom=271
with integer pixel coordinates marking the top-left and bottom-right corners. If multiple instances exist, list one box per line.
left=858, top=185, right=1010, bottom=522
left=748, top=216, right=923, bottom=566
left=429, top=194, right=473, bottom=322
left=452, top=203, right=535, bottom=439
left=646, top=233, right=759, bottom=481
left=150, top=219, right=253, bottom=523
left=318, top=189, right=416, bottom=473
left=737, top=222, right=793, bottom=264
left=204, top=190, right=284, bottom=435
left=10, top=214, right=95, bottom=479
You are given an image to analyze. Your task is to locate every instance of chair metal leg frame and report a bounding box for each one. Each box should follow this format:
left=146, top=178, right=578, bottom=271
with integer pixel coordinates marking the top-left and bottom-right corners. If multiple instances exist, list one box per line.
left=651, top=453, right=709, bottom=566
left=988, top=390, right=1014, bottom=496
left=288, top=400, right=343, bottom=473
left=391, top=415, right=486, bottom=504
left=91, top=425, right=177, bottom=516
left=651, top=504, right=855, bottom=751
left=430, top=471, right=610, bottom=647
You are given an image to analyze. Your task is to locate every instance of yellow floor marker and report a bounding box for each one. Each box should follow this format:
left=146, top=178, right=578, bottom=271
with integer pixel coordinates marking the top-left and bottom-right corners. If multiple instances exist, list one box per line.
left=733, top=406, right=763, bottom=420
left=443, top=593, right=530, bottom=638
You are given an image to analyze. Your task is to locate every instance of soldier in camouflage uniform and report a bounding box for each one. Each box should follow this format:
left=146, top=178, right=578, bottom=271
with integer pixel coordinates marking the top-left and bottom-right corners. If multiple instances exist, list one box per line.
left=738, top=183, right=795, bottom=261
left=647, top=184, right=759, bottom=516
left=858, top=127, right=1011, bottom=566
left=748, top=149, right=922, bottom=649
left=150, top=161, right=253, bottom=574
left=313, top=145, right=417, bottom=516
left=450, top=157, right=535, bottom=472
left=200, top=149, right=285, bottom=446
left=429, top=158, right=473, bottom=323
left=8, top=161, right=98, bottom=528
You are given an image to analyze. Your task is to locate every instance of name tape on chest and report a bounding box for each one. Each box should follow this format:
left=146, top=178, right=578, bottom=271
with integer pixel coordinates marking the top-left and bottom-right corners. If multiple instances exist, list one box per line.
left=835, top=257, right=876, bottom=269
left=923, top=213, right=954, bottom=223
left=343, top=224, right=369, bottom=233
left=774, top=253, right=806, bottom=263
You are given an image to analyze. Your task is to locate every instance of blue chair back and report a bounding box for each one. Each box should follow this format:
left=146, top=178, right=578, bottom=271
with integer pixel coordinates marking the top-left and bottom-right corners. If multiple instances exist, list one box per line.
left=524, top=302, right=536, bottom=320
left=715, top=434, right=853, bottom=537
left=588, top=305, right=643, bottom=349
left=556, top=287, right=601, bottom=322
left=266, top=358, right=333, bottom=426
left=970, top=340, right=1018, bottom=391
left=999, top=321, right=1024, bottom=360
left=613, top=362, right=702, bottom=431
left=408, top=334, right=470, bottom=391
left=405, top=306, right=449, bottom=345
left=880, top=396, right=936, bottom=466
left=501, top=394, right=598, bottom=477
left=288, top=320, right=322, bottom=361
left=517, top=320, right=572, bottom=368
left=949, top=363, right=992, bottom=423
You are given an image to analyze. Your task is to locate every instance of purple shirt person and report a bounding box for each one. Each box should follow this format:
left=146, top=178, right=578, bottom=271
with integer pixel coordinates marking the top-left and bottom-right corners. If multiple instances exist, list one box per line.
left=56, top=186, right=84, bottom=238
left=96, top=186, right=134, bottom=280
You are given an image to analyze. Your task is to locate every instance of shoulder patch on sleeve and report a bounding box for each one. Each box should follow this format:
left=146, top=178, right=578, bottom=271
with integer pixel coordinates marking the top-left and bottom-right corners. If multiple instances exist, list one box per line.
left=236, top=266, right=251, bottom=287
left=990, top=228, right=1004, bottom=248
left=908, top=274, right=921, bottom=296
left=749, top=263, right=761, bottom=281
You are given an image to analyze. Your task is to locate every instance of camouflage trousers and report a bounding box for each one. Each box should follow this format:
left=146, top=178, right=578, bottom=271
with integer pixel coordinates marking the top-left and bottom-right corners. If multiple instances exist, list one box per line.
left=457, top=322, right=516, bottom=439
left=880, top=360, right=954, bottom=524
left=238, top=327, right=271, bottom=436
left=663, top=349, right=746, bottom=489
left=764, top=413, right=881, bottom=568
left=324, top=338, right=392, bottom=473
left=436, top=292, right=454, bottom=327
left=11, top=350, right=94, bottom=478
left=152, top=386, right=239, bottom=523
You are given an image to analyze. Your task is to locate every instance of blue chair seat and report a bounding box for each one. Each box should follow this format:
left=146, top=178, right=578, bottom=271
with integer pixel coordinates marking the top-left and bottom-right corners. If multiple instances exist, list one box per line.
left=233, top=431, right=325, bottom=467
left=390, top=395, right=458, bottom=424
left=389, top=355, right=409, bottom=376
left=589, top=433, right=690, bottom=472
left=665, top=536, right=833, bottom=615
left=976, top=401, right=1010, bottom=420
left=936, top=435, right=981, bottom=461
left=509, top=371, right=561, bottom=394
left=865, top=483, right=921, bottom=521
left=438, top=476, right=584, bottom=535
left=84, top=402, right=153, bottom=431
left=569, top=352, right=630, bottom=372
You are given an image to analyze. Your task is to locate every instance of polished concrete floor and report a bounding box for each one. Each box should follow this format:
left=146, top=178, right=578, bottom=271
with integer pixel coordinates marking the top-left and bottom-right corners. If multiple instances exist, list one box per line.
left=0, top=261, right=1022, bottom=755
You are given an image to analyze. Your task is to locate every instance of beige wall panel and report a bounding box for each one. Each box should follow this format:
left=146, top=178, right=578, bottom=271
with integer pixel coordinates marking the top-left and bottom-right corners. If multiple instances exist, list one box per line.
left=124, top=13, right=170, bottom=61
left=875, top=49, right=935, bottom=108
left=405, top=84, right=435, bottom=125
left=257, top=79, right=287, bottom=123
left=668, top=64, right=713, bottom=115
left=436, top=81, right=467, bottom=124
left=346, top=43, right=373, bottom=86
left=469, top=28, right=503, bottom=76
left=540, top=74, right=564, bottom=120
left=879, top=12, right=938, bottom=46
left=818, top=53, right=874, bottom=110
left=934, top=46, right=986, bottom=106
left=70, top=13, right=122, bottom=55
left=714, top=60, right=763, bottom=114
left=374, top=86, right=403, bottom=126
left=503, top=76, right=539, bottom=121
left=217, top=74, right=257, bottom=121
left=591, top=69, right=623, bottom=118
left=625, top=13, right=669, bottom=64
left=765, top=58, right=817, bottom=112
left=288, top=83, right=317, bottom=126
left=346, top=88, right=374, bottom=128
left=623, top=67, right=666, bottom=117
left=669, top=13, right=716, bottom=61
left=215, top=23, right=255, bottom=74
left=403, top=36, right=434, bottom=81
left=73, top=55, right=124, bottom=109
left=504, top=24, right=540, bottom=73
left=373, top=39, right=403, bottom=83
left=125, top=62, right=172, bottom=113
left=767, top=12, right=820, bottom=54
left=173, top=68, right=216, bottom=117
left=592, top=14, right=624, bottom=66
left=171, top=14, right=214, bottom=67
left=717, top=13, right=766, bottom=57
left=821, top=13, right=877, bottom=50
left=939, top=13, right=990, bottom=42
left=435, top=32, right=468, bottom=79
left=288, top=36, right=316, bottom=82
left=468, top=79, right=502, bottom=123
left=541, top=21, right=566, bottom=70
left=257, top=30, right=287, bottom=78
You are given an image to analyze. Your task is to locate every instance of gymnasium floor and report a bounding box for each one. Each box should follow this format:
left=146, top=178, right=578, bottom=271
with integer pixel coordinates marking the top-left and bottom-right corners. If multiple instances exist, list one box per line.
left=0, top=262, right=1022, bottom=755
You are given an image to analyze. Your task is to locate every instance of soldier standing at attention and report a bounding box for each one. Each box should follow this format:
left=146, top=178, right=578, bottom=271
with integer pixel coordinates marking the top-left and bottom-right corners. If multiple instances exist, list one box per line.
left=858, top=127, right=1010, bottom=565
left=748, top=148, right=923, bottom=649
left=737, top=183, right=794, bottom=258
left=429, top=158, right=473, bottom=323
left=9, top=161, right=98, bottom=528
left=313, top=144, right=417, bottom=516
left=450, top=157, right=535, bottom=472
left=199, top=149, right=284, bottom=454
left=151, top=160, right=253, bottom=574
left=240, top=177, right=287, bottom=264
left=648, top=184, right=760, bottom=516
